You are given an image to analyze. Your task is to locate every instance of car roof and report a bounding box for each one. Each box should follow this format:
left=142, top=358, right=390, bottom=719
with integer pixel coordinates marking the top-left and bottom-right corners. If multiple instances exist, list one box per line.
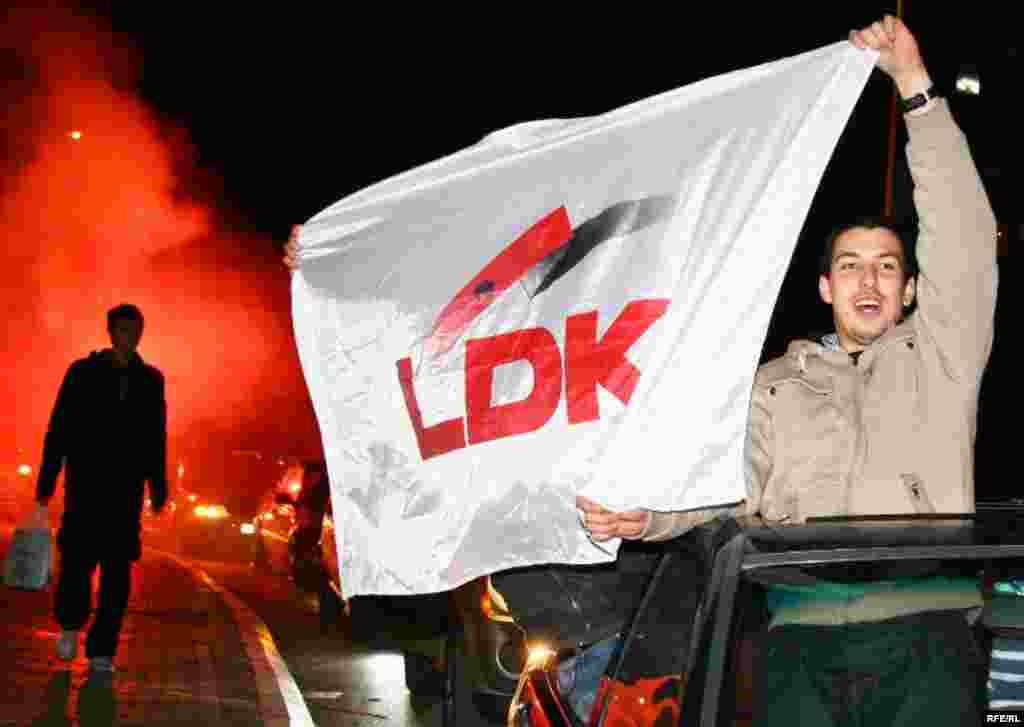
left=738, top=511, right=1024, bottom=569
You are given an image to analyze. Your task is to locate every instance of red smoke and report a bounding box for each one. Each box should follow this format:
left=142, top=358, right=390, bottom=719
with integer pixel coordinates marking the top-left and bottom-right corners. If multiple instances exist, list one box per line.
left=1, top=3, right=318, bottom=492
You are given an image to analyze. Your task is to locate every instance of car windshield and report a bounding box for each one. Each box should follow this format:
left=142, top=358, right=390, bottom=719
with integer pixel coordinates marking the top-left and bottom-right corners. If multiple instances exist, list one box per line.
left=720, top=557, right=1015, bottom=724
left=707, top=554, right=1024, bottom=726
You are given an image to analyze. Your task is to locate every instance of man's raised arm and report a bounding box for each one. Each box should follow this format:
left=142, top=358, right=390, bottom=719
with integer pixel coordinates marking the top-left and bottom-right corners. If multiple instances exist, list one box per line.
left=853, top=16, right=998, bottom=381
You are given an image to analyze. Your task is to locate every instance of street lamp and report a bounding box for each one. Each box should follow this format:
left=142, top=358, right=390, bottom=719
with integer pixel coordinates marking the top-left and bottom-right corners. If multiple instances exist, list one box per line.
left=955, top=65, right=981, bottom=96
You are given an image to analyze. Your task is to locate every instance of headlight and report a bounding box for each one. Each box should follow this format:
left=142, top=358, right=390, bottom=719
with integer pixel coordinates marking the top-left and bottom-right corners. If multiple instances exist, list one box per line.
left=240, top=522, right=256, bottom=536
left=194, top=504, right=229, bottom=519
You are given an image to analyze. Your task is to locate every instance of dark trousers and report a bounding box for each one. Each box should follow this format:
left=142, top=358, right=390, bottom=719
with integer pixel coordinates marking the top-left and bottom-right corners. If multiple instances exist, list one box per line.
left=753, top=610, right=986, bottom=727
left=54, top=546, right=133, bottom=659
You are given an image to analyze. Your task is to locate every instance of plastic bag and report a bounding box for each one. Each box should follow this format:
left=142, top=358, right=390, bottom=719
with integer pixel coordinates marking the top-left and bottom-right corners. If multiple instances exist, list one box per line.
left=3, top=506, right=52, bottom=590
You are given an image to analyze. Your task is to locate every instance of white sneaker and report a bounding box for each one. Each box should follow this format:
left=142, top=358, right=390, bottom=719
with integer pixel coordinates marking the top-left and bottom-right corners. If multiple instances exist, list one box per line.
left=56, top=630, right=79, bottom=661
left=89, top=656, right=115, bottom=673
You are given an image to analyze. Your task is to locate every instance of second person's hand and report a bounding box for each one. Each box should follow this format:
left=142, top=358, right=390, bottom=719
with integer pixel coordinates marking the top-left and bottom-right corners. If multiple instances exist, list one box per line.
left=576, top=496, right=651, bottom=542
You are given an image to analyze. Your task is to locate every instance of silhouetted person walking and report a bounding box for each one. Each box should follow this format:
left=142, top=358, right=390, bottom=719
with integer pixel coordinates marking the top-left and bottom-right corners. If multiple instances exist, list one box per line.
left=35, top=304, right=168, bottom=673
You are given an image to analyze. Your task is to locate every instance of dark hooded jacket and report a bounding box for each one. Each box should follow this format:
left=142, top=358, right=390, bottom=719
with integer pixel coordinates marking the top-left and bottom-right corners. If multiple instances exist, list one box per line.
left=36, top=349, right=168, bottom=560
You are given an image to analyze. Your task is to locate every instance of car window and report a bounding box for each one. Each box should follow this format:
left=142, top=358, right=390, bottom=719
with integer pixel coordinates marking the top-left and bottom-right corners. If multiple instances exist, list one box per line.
left=712, top=556, right=1024, bottom=727
left=599, top=525, right=739, bottom=727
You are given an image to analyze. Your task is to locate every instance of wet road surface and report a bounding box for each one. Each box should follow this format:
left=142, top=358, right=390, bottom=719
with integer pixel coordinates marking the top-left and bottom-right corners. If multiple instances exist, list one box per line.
left=0, top=500, right=458, bottom=726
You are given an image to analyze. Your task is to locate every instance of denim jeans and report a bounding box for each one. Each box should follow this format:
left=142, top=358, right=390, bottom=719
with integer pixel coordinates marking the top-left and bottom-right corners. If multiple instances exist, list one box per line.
left=557, top=635, right=621, bottom=724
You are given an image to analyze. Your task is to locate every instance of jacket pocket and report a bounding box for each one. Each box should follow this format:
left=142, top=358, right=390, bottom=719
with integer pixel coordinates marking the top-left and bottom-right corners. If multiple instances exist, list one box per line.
left=900, top=473, right=935, bottom=514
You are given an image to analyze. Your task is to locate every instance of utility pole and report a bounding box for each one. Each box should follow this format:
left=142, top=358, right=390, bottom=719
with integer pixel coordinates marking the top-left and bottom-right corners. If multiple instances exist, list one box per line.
left=883, top=0, right=906, bottom=216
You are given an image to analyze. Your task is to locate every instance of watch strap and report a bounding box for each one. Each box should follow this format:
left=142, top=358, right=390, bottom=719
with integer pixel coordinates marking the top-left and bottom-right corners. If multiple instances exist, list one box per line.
left=899, top=84, right=940, bottom=114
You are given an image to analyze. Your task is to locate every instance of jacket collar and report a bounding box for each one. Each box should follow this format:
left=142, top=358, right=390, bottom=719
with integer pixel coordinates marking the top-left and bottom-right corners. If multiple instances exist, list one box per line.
left=784, top=339, right=848, bottom=377
left=95, top=348, right=145, bottom=369
left=786, top=318, right=916, bottom=376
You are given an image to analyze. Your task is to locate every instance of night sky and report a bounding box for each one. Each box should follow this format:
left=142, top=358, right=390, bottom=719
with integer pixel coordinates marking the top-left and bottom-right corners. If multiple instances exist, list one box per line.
left=2, top=3, right=1014, bottom=505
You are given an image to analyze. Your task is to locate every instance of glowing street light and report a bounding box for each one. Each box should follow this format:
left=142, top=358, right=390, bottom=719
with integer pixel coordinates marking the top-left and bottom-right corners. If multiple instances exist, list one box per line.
left=955, top=66, right=981, bottom=96
left=68, top=130, right=82, bottom=140
left=17, top=464, right=32, bottom=477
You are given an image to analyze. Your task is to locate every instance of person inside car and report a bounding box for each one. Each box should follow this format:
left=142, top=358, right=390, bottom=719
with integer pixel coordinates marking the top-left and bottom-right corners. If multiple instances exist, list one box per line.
left=290, top=460, right=326, bottom=556
left=579, top=15, right=997, bottom=726
left=287, top=459, right=350, bottom=620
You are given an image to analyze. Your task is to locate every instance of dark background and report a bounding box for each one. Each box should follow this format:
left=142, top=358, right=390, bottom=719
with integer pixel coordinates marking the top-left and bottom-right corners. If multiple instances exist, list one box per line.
left=1, top=3, right=1014, bottom=506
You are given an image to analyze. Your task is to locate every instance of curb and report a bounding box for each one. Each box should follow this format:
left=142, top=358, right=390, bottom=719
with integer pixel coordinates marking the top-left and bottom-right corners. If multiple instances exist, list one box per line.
left=151, top=548, right=316, bottom=727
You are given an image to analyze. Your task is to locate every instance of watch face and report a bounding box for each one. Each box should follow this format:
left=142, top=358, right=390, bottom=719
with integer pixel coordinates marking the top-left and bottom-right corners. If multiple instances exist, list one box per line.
left=901, top=85, right=937, bottom=114
left=903, top=94, right=928, bottom=112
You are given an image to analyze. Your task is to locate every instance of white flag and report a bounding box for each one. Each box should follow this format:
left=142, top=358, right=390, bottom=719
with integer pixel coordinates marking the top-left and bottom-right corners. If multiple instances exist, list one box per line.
left=292, top=41, right=875, bottom=597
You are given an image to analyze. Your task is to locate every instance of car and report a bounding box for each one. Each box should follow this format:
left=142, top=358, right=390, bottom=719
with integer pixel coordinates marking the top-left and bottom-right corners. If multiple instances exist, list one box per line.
left=277, top=459, right=526, bottom=725
left=510, top=510, right=1024, bottom=726
left=173, top=489, right=260, bottom=561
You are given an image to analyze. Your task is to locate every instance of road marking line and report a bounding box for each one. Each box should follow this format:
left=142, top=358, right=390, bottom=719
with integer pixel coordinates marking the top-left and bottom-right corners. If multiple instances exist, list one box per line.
left=155, top=550, right=316, bottom=727
left=197, top=569, right=316, bottom=727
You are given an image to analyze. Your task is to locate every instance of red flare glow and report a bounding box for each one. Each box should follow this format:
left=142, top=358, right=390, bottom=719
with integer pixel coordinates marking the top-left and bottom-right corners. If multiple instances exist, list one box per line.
left=0, top=5, right=319, bottom=494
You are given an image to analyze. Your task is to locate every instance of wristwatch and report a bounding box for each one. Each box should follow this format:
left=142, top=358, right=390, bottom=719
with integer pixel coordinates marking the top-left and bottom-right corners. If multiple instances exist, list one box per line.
left=899, top=84, right=940, bottom=114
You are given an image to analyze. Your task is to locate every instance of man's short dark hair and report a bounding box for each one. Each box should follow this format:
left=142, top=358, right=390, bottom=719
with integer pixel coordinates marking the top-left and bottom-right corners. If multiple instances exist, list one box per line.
left=107, top=303, right=145, bottom=331
left=819, top=216, right=918, bottom=279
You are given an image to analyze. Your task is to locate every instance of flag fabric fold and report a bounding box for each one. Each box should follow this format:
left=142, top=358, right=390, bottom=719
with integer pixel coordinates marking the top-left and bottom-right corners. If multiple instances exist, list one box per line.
left=292, top=41, right=876, bottom=597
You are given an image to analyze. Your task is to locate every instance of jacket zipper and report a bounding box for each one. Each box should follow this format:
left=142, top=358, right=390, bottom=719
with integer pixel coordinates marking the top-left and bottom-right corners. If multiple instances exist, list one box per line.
left=844, top=333, right=916, bottom=513
left=843, top=366, right=868, bottom=513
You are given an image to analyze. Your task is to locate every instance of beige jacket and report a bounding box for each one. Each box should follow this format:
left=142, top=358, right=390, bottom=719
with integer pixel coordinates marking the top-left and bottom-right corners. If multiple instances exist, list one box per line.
left=644, top=99, right=998, bottom=541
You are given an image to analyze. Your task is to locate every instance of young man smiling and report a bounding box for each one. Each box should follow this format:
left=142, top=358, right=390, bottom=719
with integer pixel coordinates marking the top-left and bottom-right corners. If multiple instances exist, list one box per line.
left=819, top=219, right=917, bottom=356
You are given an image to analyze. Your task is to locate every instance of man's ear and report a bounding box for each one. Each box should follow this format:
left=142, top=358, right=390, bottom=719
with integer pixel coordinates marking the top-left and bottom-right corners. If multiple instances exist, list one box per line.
left=902, top=276, right=916, bottom=308
left=819, top=274, right=833, bottom=305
